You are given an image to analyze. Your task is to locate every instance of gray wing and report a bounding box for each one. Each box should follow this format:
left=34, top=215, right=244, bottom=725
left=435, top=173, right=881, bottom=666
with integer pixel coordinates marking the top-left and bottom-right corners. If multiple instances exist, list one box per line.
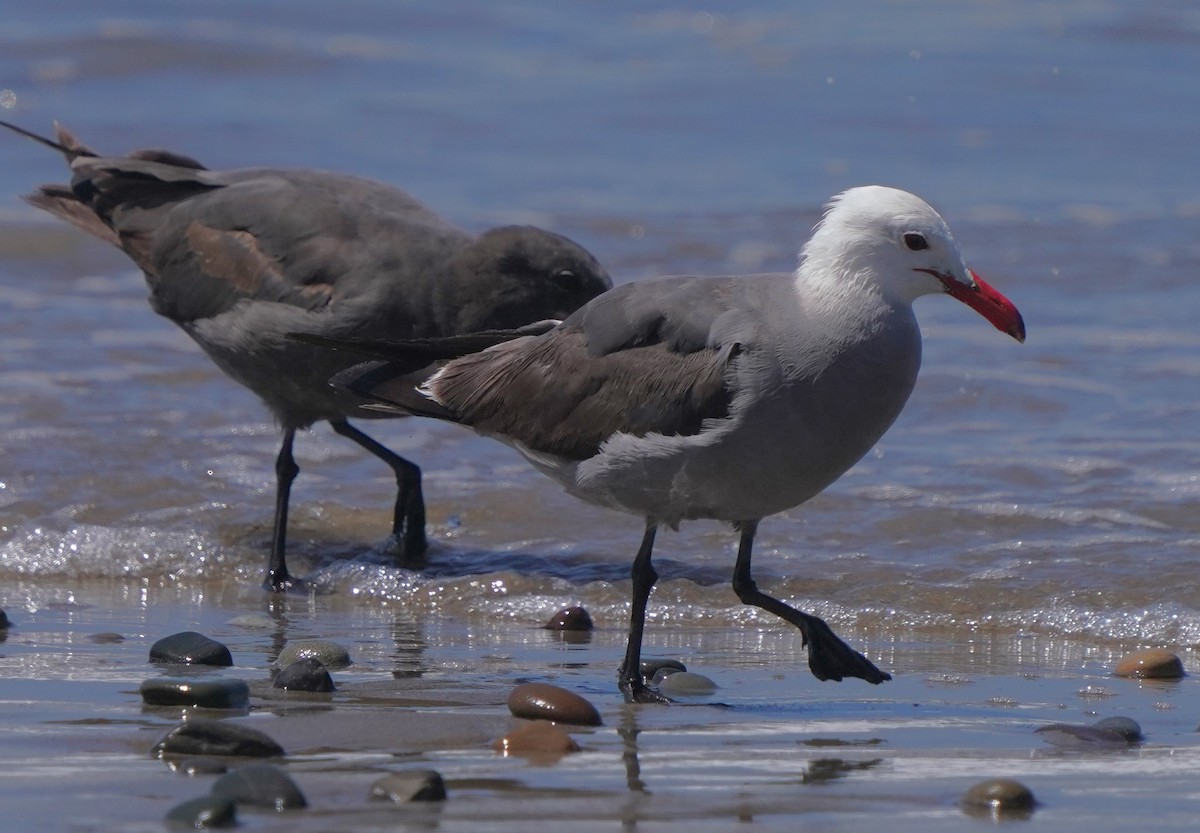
left=426, top=276, right=782, bottom=460
left=74, top=159, right=465, bottom=325
left=21, top=124, right=466, bottom=326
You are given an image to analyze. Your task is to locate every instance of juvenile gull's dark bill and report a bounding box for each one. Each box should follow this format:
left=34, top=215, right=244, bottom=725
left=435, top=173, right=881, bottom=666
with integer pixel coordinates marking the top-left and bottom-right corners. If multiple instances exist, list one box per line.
left=1, top=119, right=612, bottom=591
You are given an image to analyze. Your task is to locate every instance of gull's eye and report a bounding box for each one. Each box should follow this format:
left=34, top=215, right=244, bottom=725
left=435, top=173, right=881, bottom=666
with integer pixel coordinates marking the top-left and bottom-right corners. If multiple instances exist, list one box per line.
left=903, top=232, right=929, bottom=251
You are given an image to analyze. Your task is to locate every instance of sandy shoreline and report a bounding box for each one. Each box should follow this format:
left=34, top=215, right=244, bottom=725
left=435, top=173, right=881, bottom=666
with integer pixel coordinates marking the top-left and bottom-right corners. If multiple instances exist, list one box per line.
left=0, top=579, right=1197, bottom=831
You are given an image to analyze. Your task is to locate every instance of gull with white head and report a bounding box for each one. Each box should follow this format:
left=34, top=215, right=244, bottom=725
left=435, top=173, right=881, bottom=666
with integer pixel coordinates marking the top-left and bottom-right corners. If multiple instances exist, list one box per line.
left=324, top=185, right=1026, bottom=702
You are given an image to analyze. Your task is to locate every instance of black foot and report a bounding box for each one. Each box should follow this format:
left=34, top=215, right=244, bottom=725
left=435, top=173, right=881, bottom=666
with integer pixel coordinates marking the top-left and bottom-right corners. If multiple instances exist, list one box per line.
left=378, top=534, right=428, bottom=569
left=263, top=573, right=310, bottom=594
left=619, top=678, right=673, bottom=705
left=802, top=615, right=891, bottom=684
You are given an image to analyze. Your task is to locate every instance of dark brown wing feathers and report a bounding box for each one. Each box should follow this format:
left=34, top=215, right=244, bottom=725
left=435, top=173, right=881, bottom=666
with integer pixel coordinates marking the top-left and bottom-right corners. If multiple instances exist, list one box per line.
left=430, top=327, right=735, bottom=460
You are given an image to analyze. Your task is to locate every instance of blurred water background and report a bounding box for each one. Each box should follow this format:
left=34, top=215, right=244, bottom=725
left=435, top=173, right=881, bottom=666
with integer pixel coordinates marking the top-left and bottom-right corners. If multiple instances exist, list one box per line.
left=3, top=0, right=1197, bottom=647
left=3, top=3, right=1200, bottom=830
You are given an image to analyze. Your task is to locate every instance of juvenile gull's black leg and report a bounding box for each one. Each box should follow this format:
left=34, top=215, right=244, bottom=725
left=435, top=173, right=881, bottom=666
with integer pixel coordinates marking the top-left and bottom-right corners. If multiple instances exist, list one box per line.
left=330, top=419, right=427, bottom=564
left=265, top=429, right=300, bottom=591
left=730, top=520, right=890, bottom=684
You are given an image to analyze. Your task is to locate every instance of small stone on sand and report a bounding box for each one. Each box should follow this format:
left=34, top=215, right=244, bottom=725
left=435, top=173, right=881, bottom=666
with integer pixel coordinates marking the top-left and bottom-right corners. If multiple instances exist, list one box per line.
left=172, top=758, right=228, bottom=776
left=211, top=764, right=307, bottom=811
left=1112, top=648, right=1184, bottom=679
left=962, top=778, right=1036, bottom=815
left=150, top=632, right=233, bottom=667
left=1034, top=722, right=1131, bottom=749
left=640, top=658, right=686, bottom=680
left=276, top=639, right=351, bottom=669
left=368, top=770, right=447, bottom=802
left=492, top=721, right=581, bottom=756
left=1092, top=716, right=1143, bottom=742
left=507, top=682, right=602, bottom=726
left=542, top=606, right=594, bottom=631
left=165, top=795, right=237, bottom=829
left=87, top=632, right=124, bottom=644
left=273, top=658, right=335, bottom=692
left=0, top=607, right=8, bottom=628
left=152, top=719, right=284, bottom=759
left=141, top=678, right=250, bottom=709
left=656, top=671, right=717, bottom=695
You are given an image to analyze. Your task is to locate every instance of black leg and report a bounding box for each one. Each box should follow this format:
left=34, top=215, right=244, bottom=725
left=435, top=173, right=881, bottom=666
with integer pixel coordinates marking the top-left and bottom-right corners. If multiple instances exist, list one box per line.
left=265, top=429, right=300, bottom=591
left=618, top=522, right=671, bottom=704
left=730, top=520, right=890, bottom=684
left=330, top=419, right=428, bottom=564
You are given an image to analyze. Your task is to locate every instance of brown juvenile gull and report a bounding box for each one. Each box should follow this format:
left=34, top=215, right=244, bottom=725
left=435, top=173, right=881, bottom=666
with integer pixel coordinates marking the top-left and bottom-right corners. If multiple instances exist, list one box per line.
left=315, top=185, right=1027, bottom=702
left=0, top=119, right=612, bottom=591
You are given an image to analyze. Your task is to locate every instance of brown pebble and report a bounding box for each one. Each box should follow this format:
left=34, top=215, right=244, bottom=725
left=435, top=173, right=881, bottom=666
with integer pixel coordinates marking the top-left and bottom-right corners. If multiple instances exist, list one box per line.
left=962, top=778, right=1036, bottom=816
left=506, top=682, right=602, bottom=726
left=492, top=721, right=581, bottom=756
left=543, top=605, right=594, bottom=631
left=1113, top=648, right=1184, bottom=679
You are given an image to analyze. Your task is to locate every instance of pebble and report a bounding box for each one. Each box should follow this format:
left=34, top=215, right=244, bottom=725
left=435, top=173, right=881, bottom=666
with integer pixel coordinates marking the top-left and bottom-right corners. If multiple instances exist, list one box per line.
left=165, top=795, right=237, bottom=829
left=1034, top=722, right=1132, bottom=749
left=276, top=639, right=351, bottom=670
left=368, top=770, right=447, bottom=802
left=273, top=658, right=336, bottom=693
left=961, top=778, right=1036, bottom=816
left=1092, top=716, right=1143, bottom=742
left=171, top=758, right=229, bottom=776
left=141, top=678, right=250, bottom=709
left=639, top=658, right=686, bottom=681
left=656, top=670, right=717, bottom=695
left=152, top=719, right=285, bottom=759
left=0, top=607, right=8, bottom=628
left=1113, top=648, right=1184, bottom=679
left=150, top=632, right=233, bottom=667
left=492, top=721, right=581, bottom=756
left=87, top=632, right=124, bottom=644
left=542, top=606, right=594, bottom=631
left=211, top=764, right=307, bottom=811
left=506, top=682, right=602, bottom=726
left=227, top=614, right=274, bottom=629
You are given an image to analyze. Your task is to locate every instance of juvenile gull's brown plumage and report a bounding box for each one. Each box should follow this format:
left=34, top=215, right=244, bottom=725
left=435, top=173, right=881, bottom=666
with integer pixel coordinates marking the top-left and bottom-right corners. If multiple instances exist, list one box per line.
left=326, top=186, right=1025, bottom=702
left=2, top=119, right=612, bottom=590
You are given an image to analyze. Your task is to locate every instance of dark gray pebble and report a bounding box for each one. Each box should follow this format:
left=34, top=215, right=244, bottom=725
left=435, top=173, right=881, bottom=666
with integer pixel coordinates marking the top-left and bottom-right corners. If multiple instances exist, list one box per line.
left=165, top=795, right=237, bottom=829
left=273, top=658, right=335, bottom=693
left=150, top=632, right=233, bottom=667
left=276, top=639, right=350, bottom=669
left=962, top=778, right=1036, bottom=817
left=172, top=757, right=229, bottom=776
left=1034, top=722, right=1132, bottom=748
left=542, top=606, right=594, bottom=631
left=212, top=764, right=307, bottom=811
left=507, top=682, right=602, bottom=726
left=640, top=658, right=686, bottom=681
left=1093, top=716, right=1143, bottom=742
left=0, top=608, right=9, bottom=629
left=152, top=719, right=284, bottom=759
left=141, top=678, right=250, bottom=709
left=368, top=770, right=447, bottom=802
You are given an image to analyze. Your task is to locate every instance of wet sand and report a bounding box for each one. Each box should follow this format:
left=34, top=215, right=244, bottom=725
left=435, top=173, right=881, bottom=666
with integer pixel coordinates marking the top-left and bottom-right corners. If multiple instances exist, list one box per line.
left=2, top=579, right=1198, bottom=832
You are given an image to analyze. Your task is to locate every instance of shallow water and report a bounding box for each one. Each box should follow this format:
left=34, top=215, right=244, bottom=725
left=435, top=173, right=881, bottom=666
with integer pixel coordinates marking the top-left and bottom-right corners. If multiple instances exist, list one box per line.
left=1, top=1, right=1199, bottom=830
